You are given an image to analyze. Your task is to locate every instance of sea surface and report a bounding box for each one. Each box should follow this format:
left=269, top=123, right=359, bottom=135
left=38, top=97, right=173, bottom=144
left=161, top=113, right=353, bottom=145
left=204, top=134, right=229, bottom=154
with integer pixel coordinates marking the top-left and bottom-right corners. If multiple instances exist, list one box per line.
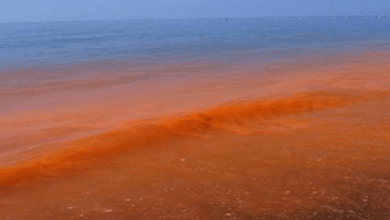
left=1, top=16, right=390, bottom=219
left=2, top=16, right=390, bottom=70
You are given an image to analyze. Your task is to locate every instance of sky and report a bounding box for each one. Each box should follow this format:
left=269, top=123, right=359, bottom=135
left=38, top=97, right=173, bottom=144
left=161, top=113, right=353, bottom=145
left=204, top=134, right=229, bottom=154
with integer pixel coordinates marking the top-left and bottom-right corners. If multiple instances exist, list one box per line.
left=1, top=0, right=390, bottom=23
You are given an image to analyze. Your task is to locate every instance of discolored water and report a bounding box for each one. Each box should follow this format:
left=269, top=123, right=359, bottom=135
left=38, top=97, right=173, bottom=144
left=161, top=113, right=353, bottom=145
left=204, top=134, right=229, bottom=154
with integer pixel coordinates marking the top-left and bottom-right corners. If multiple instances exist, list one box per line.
left=1, top=17, right=390, bottom=219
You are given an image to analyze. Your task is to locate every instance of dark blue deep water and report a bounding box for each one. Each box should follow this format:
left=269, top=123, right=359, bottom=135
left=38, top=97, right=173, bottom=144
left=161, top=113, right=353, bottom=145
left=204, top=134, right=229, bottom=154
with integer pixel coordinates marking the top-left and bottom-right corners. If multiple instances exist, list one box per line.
left=1, top=16, right=390, bottom=70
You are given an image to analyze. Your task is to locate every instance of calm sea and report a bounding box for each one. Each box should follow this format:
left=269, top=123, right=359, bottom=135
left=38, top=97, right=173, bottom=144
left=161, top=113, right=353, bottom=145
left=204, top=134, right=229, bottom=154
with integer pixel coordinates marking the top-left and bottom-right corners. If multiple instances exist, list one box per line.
left=1, top=16, right=390, bottom=72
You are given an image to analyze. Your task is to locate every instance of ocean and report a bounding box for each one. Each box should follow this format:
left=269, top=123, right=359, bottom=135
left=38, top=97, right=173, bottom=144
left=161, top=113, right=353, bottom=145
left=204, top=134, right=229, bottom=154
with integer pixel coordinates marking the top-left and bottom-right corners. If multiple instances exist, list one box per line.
left=2, top=16, right=390, bottom=70
left=1, top=16, right=390, bottom=219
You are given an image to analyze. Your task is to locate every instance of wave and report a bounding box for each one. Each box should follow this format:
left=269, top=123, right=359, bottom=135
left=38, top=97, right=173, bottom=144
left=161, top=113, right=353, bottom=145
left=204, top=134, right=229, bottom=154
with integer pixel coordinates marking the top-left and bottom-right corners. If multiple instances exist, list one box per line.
left=0, top=89, right=388, bottom=193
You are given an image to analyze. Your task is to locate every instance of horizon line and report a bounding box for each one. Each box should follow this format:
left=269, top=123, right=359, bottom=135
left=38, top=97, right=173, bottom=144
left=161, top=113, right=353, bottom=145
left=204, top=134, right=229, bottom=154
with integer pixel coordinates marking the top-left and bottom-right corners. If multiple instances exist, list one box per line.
left=1, top=14, right=390, bottom=24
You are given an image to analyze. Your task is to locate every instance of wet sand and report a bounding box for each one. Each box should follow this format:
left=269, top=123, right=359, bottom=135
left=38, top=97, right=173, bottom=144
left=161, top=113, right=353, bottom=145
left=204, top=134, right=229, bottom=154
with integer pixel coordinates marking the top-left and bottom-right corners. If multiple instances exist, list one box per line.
left=0, top=52, right=390, bottom=219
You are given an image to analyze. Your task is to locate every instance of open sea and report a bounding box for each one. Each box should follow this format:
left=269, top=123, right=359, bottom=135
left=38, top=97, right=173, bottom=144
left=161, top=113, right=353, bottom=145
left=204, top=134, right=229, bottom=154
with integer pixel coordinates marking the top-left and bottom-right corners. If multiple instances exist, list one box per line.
left=1, top=16, right=390, bottom=219
left=2, top=16, right=390, bottom=69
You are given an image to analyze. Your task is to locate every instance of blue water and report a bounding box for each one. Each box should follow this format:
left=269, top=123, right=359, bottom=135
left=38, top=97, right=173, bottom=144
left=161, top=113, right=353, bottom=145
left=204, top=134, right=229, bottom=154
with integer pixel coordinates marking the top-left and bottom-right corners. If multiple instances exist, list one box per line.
left=1, top=16, right=390, bottom=70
